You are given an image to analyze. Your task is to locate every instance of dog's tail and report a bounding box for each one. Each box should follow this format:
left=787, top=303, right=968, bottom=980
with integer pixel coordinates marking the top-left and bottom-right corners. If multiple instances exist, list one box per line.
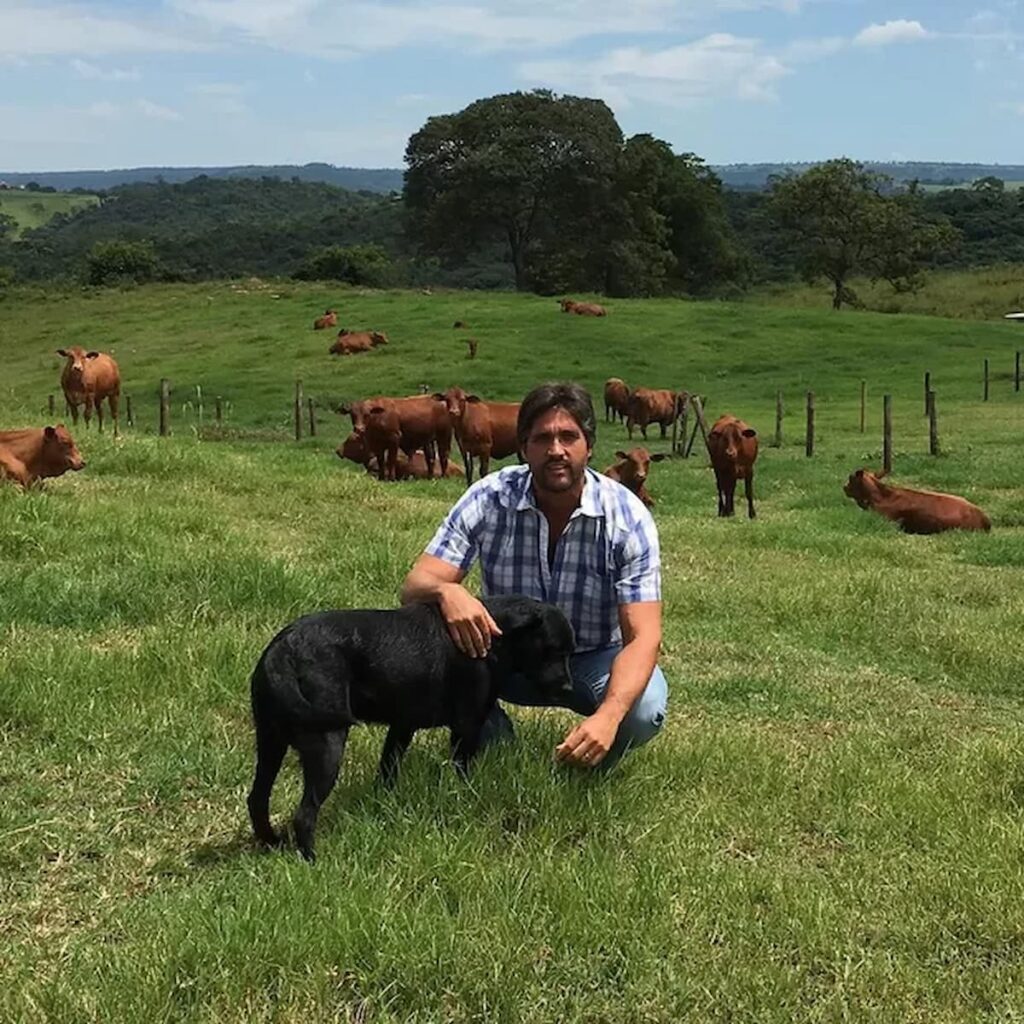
left=251, top=641, right=354, bottom=733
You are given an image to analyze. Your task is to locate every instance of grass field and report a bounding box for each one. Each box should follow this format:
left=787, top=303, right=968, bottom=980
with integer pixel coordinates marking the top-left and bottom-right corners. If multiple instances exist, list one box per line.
left=0, top=190, right=100, bottom=238
left=753, top=263, right=1024, bottom=321
left=1, top=282, right=1024, bottom=1022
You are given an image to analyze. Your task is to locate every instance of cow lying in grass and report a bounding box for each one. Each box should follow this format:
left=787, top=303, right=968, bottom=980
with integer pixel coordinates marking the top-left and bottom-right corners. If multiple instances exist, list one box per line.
left=247, top=596, right=576, bottom=861
left=0, top=425, right=85, bottom=489
left=603, top=447, right=667, bottom=508
left=843, top=468, right=991, bottom=534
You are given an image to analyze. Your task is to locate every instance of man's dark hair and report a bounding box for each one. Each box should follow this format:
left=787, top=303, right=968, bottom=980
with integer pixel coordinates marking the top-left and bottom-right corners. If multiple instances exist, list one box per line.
left=517, top=382, right=597, bottom=449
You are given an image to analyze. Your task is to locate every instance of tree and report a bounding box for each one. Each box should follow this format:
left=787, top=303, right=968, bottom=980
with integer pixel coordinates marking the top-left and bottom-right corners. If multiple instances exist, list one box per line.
left=769, top=159, right=888, bottom=309
left=866, top=193, right=960, bottom=293
left=85, top=239, right=159, bottom=285
left=405, top=90, right=624, bottom=291
left=294, top=243, right=393, bottom=286
left=0, top=212, right=16, bottom=241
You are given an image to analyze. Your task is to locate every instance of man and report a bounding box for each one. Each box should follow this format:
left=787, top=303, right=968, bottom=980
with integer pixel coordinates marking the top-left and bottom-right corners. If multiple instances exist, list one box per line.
left=400, top=381, right=667, bottom=768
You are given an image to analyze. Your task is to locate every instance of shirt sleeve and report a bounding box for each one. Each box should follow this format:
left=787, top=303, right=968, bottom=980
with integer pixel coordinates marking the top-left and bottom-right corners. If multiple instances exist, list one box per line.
left=614, top=511, right=662, bottom=605
left=424, top=485, right=486, bottom=573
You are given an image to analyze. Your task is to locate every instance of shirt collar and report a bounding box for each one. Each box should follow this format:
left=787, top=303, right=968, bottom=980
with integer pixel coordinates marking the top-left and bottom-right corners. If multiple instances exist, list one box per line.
left=511, top=466, right=605, bottom=518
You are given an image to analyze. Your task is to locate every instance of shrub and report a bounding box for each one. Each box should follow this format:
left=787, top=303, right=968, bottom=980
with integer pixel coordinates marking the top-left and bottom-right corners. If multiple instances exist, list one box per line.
left=84, top=239, right=159, bottom=286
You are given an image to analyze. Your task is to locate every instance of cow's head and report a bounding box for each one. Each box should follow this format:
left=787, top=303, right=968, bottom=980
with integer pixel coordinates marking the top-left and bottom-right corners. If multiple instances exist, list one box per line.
left=57, top=346, right=99, bottom=385
left=439, top=386, right=468, bottom=422
left=370, top=331, right=388, bottom=346
left=559, top=299, right=576, bottom=312
left=613, top=447, right=666, bottom=489
left=337, top=431, right=370, bottom=466
left=844, top=467, right=888, bottom=509
left=40, top=424, right=85, bottom=477
left=709, top=421, right=757, bottom=460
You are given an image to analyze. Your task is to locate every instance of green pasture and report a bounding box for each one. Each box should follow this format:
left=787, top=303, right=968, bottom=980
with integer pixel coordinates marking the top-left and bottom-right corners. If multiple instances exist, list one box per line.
left=1, top=282, right=1024, bottom=1022
left=0, top=190, right=100, bottom=238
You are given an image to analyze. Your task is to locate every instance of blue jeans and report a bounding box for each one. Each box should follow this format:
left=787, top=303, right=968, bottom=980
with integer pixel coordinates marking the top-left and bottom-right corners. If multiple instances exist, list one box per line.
left=488, top=645, right=668, bottom=766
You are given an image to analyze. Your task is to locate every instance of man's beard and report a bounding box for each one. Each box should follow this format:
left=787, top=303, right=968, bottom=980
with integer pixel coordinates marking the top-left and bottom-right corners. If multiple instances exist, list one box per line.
left=535, top=459, right=582, bottom=494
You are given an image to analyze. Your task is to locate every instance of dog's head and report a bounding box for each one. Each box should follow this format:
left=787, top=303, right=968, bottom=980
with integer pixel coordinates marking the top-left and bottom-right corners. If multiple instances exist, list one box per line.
left=486, top=597, right=575, bottom=700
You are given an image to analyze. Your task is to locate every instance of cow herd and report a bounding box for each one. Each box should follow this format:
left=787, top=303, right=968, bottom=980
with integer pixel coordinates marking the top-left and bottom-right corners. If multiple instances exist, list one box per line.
left=0, top=306, right=995, bottom=536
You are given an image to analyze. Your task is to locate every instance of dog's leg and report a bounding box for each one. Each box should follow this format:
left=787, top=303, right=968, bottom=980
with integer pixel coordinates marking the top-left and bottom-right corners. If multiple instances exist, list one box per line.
left=377, top=725, right=415, bottom=787
left=292, top=728, right=348, bottom=863
left=449, top=729, right=482, bottom=778
left=248, top=724, right=289, bottom=848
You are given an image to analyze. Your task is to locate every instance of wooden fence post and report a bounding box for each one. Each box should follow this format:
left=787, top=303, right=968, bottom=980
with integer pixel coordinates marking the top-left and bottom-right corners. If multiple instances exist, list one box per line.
left=805, top=390, right=814, bottom=457
left=677, top=394, right=690, bottom=456
left=1016, top=351, right=1020, bottom=393
left=159, top=379, right=170, bottom=437
left=48, top=394, right=55, bottom=417
left=984, top=358, right=989, bottom=401
left=924, top=371, right=930, bottom=415
left=215, top=396, right=223, bottom=424
left=774, top=390, right=783, bottom=447
left=859, top=380, right=866, bottom=434
left=684, top=395, right=710, bottom=458
left=308, top=397, right=317, bottom=437
left=883, top=394, right=892, bottom=474
left=294, top=380, right=304, bottom=441
left=927, top=390, right=939, bottom=456
left=126, top=395, right=134, bottom=429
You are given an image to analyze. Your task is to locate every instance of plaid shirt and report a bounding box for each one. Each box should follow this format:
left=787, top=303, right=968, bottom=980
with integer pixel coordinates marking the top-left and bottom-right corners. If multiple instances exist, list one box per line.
left=425, top=466, right=661, bottom=652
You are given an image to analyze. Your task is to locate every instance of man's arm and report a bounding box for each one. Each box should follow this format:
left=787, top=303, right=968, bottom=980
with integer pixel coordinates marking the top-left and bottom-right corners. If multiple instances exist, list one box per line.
left=555, top=601, right=661, bottom=767
left=400, top=553, right=501, bottom=658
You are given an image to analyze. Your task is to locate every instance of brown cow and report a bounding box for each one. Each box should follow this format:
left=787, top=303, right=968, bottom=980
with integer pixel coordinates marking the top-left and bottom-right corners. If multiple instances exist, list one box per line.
left=337, top=433, right=463, bottom=479
left=707, top=415, right=759, bottom=519
left=57, top=346, right=121, bottom=436
left=626, top=388, right=677, bottom=441
left=466, top=338, right=478, bottom=359
left=328, top=329, right=387, bottom=355
left=603, top=447, right=667, bottom=508
left=347, top=394, right=452, bottom=477
left=843, top=469, right=991, bottom=534
left=440, top=387, right=519, bottom=486
left=603, top=377, right=630, bottom=423
left=559, top=298, right=607, bottom=317
left=0, top=425, right=85, bottom=489
left=313, top=309, right=338, bottom=330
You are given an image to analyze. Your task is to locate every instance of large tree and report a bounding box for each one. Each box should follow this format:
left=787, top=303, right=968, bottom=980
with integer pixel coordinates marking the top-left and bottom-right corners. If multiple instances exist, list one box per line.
left=770, top=158, right=958, bottom=309
left=404, top=90, right=624, bottom=291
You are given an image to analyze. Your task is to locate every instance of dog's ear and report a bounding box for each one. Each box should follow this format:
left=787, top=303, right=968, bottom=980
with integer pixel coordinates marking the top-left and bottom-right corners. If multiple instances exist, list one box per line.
left=496, top=600, right=545, bottom=636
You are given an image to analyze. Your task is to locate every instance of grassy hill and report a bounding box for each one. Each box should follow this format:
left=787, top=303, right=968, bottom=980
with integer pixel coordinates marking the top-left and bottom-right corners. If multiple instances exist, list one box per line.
left=0, top=189, right=99, bottom=238
left=1, top=284, right=1023, bottom=1020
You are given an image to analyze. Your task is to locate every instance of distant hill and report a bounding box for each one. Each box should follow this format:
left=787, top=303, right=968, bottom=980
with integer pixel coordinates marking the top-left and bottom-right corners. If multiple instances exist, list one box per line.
left=4, top=160, right=1024, bottom=195
left=0, top=190, right=99, bottom=238
left=0, top=163, right=405, bottom=195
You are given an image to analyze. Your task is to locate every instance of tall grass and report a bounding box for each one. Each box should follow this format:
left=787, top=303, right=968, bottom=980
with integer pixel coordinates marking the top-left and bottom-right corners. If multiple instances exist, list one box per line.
left=1, top=283, right=1023, bottom=1022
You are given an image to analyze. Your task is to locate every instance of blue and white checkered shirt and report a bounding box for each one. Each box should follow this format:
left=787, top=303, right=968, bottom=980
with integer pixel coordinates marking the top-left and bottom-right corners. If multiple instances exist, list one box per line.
left=425, top=466, right=661, bottom=652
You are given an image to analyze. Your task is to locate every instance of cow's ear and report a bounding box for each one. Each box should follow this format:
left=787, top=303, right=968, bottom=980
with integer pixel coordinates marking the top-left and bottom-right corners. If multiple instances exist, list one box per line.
left=86, top=351, right=99, bottom=359
left=742, top=428, right=757, bottom=438
left=44, top=426, right=56, bottom=439
left=336, top=402, right=350, bottom=415
left=854, top=469, right=864, bottom=478
left=466, top=395, right=483, bottom=404
left=431, top=392, right=446, bottom=402
left=614, top=450, right=628, bottom=460
left=708, top=430, right=721, bottom=440
left=56, top=349, right=67, bottom=357
left=650, top=453, right=668, bottom=462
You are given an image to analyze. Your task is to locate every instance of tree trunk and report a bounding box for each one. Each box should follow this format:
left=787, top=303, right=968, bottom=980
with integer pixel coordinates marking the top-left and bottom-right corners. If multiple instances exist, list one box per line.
left=831, top=277, right=844, bottom=310
left=508, top=228, right=528, bottom=291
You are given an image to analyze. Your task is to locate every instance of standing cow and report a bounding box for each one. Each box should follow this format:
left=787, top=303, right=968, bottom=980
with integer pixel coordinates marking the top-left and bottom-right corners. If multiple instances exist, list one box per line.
left=626, top=388, right=677, bottom=440
left=346, top=394, right=452, bottom=477
left=57, top=346, right=122, bottom=437
left=706, top=415, right=758, bottom=519
left=603, top=378, right=630, bottom=423
left=440, top=387, right=519, bottom=486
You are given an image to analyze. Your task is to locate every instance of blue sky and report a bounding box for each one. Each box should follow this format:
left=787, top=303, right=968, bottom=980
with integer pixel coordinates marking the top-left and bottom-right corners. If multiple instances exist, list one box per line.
left=1, top=0, right=1022, bottom=171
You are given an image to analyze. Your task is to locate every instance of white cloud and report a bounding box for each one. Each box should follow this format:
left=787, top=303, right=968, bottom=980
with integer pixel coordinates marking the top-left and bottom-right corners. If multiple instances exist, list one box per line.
left=137, top=99, right=184, bottom=121
left=86, top=101, right=120, bottom=119
left=782, top=35, right=845, bottom=62
left=71, top=59, right=141, bottom=81
left=520, top=33, right=789, bottom=109
left=853, top=19, right=931, bottom=47
left=0, top=4, right=205, bottom=58
left=82, top=99, right=184, bottom=122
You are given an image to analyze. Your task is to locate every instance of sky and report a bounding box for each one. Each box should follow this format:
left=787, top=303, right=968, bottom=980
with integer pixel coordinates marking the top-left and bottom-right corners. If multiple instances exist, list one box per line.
left=0, top=0, right=1022, bottom=172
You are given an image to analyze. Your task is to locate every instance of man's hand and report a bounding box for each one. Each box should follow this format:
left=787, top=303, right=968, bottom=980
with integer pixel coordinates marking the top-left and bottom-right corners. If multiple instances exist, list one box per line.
left=555, top=709, right=620, bottom=768
left=438, top=584, right=502, bottom=658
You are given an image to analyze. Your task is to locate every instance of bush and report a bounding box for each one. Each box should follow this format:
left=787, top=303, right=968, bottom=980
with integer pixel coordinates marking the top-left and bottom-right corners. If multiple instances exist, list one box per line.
left=84, top=239, right=159, bottom=286
left=294, top=244, right=393, bottom=286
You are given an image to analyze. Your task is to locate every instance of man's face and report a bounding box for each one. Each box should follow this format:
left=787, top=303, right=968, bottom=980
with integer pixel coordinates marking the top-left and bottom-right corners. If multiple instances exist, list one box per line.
left=522, top=407, right=592, bottom=496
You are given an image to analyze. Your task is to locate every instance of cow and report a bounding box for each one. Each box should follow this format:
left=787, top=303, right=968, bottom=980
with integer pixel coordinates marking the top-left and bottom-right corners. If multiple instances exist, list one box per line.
left=328, top=330, right=387, bottom=356
left=843, top=469, right=991, bottom=534
left=603, top=378, right=630, bottom=423
left=466, top=338, right=478, bottom=359
left=603, top=447, right=667, bottom=508
left=0, top=425, right=85, bottom=489
left=626, top=388, right=677, bottom=441
left=559, top=298, right=607, bottom=317
left=346, top=394, right=452, bottom=477
left=337, top=433, right=464, bottom=479
left=313, top=309, right=338, bottom=330
left=57, top=346, right=121, bottom=437
left=707, top=415, right=759, bottom=519
left=440, top=387, right=519, bottom=486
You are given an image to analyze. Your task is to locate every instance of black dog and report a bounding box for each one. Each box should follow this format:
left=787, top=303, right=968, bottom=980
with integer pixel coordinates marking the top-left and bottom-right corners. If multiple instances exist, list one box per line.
left=247, top=595, right=575, bottom=861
